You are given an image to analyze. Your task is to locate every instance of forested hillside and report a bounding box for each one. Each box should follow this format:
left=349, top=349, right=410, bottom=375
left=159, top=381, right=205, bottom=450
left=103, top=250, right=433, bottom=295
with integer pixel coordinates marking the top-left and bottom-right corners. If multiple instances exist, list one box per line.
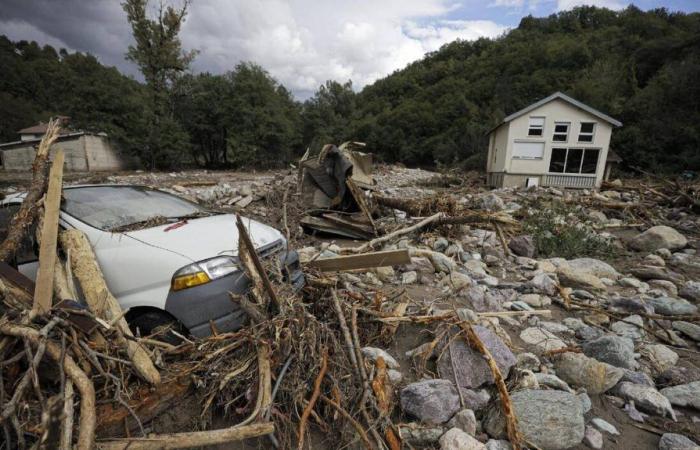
left=1, top=5, right=699, bottom=171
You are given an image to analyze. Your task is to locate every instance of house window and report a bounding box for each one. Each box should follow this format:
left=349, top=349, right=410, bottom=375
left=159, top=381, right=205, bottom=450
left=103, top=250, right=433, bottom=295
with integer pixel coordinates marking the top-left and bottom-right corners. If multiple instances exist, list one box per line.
left=578, top=122, right=595, bottom=142
left=527, top=117, right=545, bottom=136
left=512, top=141, right=544, bottom=159
left=553, top=123, right=569, bottom=142
left=549, top=148, right=600, bottom=174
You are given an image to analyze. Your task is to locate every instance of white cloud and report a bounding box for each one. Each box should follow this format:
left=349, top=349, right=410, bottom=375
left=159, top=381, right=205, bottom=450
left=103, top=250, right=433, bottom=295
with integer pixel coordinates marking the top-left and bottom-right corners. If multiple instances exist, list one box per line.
left=0, top=19, right=73, bottom=52
left=181, top=0, right=507, bottom=97
left=556, top=0, right=626, bottom=10
left=489, top=0, right=526, bottom=7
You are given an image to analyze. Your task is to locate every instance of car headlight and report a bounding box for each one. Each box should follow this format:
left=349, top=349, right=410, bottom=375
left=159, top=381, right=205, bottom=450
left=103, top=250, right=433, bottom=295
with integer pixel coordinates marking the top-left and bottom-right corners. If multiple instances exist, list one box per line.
left=171, top=256, right=239, bottom=291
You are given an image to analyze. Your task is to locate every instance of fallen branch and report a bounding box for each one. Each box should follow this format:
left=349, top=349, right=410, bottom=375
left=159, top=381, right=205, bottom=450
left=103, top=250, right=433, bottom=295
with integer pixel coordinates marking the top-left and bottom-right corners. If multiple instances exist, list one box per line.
left=95, top=422, right=275, bottom=450
left=320, top=395, right=374, bottom=450
left=297, top=348, right=328, bottom=450
left=344, top=212, right=444, bottom=253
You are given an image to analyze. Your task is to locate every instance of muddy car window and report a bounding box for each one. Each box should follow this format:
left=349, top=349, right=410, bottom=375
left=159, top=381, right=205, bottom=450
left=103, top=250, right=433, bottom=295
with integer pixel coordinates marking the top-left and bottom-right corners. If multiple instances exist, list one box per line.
left=62, top=186, right=208, bottom=231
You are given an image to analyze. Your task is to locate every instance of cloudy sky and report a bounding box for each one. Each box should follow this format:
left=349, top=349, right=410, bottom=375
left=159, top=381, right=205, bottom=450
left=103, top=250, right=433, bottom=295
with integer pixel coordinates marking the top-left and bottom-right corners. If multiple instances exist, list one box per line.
left=1, top=0, right=698, bottom=98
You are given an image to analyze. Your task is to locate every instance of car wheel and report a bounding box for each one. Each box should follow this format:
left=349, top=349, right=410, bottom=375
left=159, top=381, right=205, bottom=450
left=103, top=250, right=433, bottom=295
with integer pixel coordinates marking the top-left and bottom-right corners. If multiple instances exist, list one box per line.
left=128, top=310, right=185, bottom=345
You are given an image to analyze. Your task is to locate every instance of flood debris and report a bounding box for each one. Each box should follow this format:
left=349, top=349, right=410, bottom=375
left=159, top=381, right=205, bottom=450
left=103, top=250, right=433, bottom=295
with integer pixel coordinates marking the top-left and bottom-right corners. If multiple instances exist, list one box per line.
left=2, top=125, right=700, bottom=450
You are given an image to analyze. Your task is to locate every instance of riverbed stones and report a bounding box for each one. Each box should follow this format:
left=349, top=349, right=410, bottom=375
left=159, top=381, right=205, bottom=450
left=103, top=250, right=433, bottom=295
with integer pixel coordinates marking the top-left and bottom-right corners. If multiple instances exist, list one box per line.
left=520, top=327, right=567, bottom=353
left=554, top=352, right=624, bottom=394
left=400, top=379, right=461, bottom=424
left=616, top=382, right=676, bottom=419
left=630, top=226, right=687, bottom=252
left=582, top=335, right=637, bottom=370
left=660, top=381, right=700, bottom=410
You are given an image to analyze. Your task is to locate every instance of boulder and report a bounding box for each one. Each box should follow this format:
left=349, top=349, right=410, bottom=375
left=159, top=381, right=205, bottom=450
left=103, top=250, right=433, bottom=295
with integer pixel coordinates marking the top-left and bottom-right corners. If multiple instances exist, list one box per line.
left=583, top=426, right=603, bottom=449
left=446, top=409, right=477, bottom=436
left=484, top=390, right=585, bottom=450
left=557, top=268, right=605, bottom=293
left=672, top=321, right=700, bottom=342
left=439, top=428, right=486, bottom=450
left=402, top=271, right=418, bottom=284
left=630, top=226, right=687, bottom=252
left=647, top=297, right=698, bottom=316
left=529, top=273, right=558, bottom=296
left=582, top=335, right=637, bottom=370
left=656, top=366, right=700, bottom=387
left=361, top=347, right=400, bottom=369
left=660, top=381, right=700, bottom=410
left=481, top=193, right=505, bottom=211
left=679, top=281, right=700, bottom=302
left=640, top=345, right=679, bottom=374
left=400, top=379, right=461, bottom=424
left=658, top=433, right=698, bottom=450
left=611, top=315, right=645, bottom=341
left=616, top=382, right=676, bottom=419
left=568, top=258, right=621, bottom=280
left=554, top=352, right=624, bottom=394
left=590, top=417, right=619, bottom=435
left=486, top=440, right=513, bottom=450
left=508, top=235, right=535, bottom=258
left=438, top=326, right=516, bottom=389
left=520, top=327, right=567, bottom=353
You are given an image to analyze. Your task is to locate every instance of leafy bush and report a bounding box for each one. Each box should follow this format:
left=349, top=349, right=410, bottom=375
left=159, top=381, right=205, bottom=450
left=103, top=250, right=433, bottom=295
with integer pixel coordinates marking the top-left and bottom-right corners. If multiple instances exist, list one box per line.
left=521, top=202, right=614, bottom=259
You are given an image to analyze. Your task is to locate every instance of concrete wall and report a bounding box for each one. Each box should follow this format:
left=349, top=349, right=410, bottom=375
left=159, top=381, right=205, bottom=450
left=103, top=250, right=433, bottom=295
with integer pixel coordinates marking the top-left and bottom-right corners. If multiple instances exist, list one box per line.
left=1, top=134, right=124, bottom=171
left=487, top=97, right=614, bottom=189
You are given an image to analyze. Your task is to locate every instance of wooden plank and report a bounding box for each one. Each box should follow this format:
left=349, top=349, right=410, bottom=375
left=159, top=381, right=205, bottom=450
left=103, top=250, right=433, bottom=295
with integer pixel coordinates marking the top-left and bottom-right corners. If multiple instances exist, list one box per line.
left=305, top=249, right=411, bottom=272
left=346, top=178, right=377, bottom=235
left=33, top=150, right=64, bottom=315
left=235, top=214, right=280, bottom=310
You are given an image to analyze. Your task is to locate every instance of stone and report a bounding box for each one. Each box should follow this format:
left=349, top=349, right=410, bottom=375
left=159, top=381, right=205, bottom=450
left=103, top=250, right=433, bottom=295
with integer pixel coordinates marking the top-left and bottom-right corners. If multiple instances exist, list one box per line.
left=641, top=345, right=679, bottom=373
left=399, top=423, right=445, bottom=446
left=578, top=393, right=592, bottom=413
left=563, top=317, right=587, bottom=332
left=645, top=254, right=666, bottom=266
left=568, top=258, right=621, bottom=280
left=631, top=266, right=684, bottom=284
left=438, top=326, right=516, bottom=389
left=520, top=327, right=567, bottom=353
left=441, top=272, right=473, bottom=290
left=657, top=366, right=700, bottom=387
left=519, top=293, right=551, bottom=307
left=591, top=417, right=620, bottom=435
left=486, top=440, right=512, bottom=450
left=516, top=353, right=541, bottom=371
left=649, top=279, right=678, bottom=296
left=620, top=277, right=644, bottom=289
left=582, top=335, right=637, bottom=370
left=361, top=347, right=400, bottom=370
left=630, top=226, right=687, bottom=252
left=557, top=268, right=605, bottom=293
left=388, top=369, right=403, bottom=384
left=679, top=281, right=700, bottom=302
left=647, top=297, right=698, bottom=316
left=611, top=315, right=645, bottom=341
left=617, top=382, right=676, bottom=419
left=484, top=390, right=585, bottom=450
left=529, top=273, right=559, bottom=296
left=583, top=426, right=603, bottom=449
left=554, top=352, right=624, bottom=394
left=660, top=381, right=700, bottom=410
left=481, top=193, right=505, bottom=211
left=621, top=369, right=655, bottom=387
left=433, top=237, right=450, bottom=252
left=672, top=321, right=700, bottom=342
left=446, top=409, right=477, bottom=436
left=402, top=271, right=418, bottom=284
left=461, top=389, right=491, bottom=412
left=439, top=427, right=486, bottom=450
left=535, top=373, right=573, bottom=392
left=374, top=266, right=395, bottom=282
left=658, top=433, right=698, bottom=450
left=508, top=235, right=535, bottom=258
left=576, top=326, right=603, bottom=341
left=400, top=379, right=461, bottom=424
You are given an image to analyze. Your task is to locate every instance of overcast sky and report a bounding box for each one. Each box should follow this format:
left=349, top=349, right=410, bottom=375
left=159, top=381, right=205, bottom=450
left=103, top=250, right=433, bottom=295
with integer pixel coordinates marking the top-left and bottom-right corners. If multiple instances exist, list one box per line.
left=1, top=0, right=698, bottom=99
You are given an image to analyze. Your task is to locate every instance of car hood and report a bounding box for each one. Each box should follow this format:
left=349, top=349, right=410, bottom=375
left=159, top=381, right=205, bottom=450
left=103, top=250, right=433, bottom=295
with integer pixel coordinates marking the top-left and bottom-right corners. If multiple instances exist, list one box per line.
left=123, top=213, right=285, bottom=263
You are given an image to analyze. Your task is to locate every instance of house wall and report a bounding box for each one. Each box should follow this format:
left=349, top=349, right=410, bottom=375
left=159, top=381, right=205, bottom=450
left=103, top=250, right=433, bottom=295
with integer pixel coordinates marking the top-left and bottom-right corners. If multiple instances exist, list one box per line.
left=487, top=97, right=613, bottom=188
left=1, top=135, right=124, bottom=171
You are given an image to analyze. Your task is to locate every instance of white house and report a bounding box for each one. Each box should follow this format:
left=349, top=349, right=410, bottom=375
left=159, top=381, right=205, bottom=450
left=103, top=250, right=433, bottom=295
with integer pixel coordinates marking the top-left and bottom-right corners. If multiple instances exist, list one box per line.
left=486, top=92, right=622, bottom=189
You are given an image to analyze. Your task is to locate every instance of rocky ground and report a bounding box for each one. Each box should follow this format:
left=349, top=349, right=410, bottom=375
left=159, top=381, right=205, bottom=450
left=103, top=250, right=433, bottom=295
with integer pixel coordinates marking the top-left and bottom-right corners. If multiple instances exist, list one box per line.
left=2, top=166, right=699, bottom=450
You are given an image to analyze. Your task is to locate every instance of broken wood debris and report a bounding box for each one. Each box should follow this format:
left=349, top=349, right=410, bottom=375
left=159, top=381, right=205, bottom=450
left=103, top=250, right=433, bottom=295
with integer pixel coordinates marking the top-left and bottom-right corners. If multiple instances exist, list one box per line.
left=305, top=249, right=411, bottom=272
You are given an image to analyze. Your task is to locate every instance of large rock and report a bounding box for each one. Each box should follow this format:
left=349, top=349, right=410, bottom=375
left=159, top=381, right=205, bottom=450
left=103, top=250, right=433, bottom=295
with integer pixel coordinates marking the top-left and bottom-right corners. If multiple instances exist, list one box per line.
left=658, top=433, right=698, bottom=450
left=640, top=344, right=678, bottom=374
left=446, top=409, right=477, bottom=436
left=567, top=258, right=621, bottom=280
left=672, top=321, right=700, bottom=342
left=611, top=315, right=645, bottom=341
left=583, top=335, right=637, bottom=370
left=657, top=366, right=700, bottom=387
left=679, top=281, right=700, bottom=302
left=481, top=193, right=505, bottom=211
left=439, top=428, right=486, bottom=450
left=484, top=390, right=585, bottom=450
left=660, top=381, right=700, bottom=410
left=400, top=379, right=461, bottom=424
left=557, top=268, right=605, bottom=293
left=647, top=297, right=698, bottom=316
left=616, top=382, right=676, bottom=419
left=520, top=327, right=567, bottom=353
left=399, top=423, right=445, bottom=446
left=508, top=235, right=535, bottom=258
left=630, top=226, right=687, bottom=252
left=529, top=273, right=558, bottom=296
left=438, top=326, right=516, bottom=389
left=554, top=352, right=624, bottom=394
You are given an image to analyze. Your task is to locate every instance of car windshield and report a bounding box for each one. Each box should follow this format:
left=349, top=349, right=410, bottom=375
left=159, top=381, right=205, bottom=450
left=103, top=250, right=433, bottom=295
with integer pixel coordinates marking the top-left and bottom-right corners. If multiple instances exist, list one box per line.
left=62, top=186, right=212, bottom=231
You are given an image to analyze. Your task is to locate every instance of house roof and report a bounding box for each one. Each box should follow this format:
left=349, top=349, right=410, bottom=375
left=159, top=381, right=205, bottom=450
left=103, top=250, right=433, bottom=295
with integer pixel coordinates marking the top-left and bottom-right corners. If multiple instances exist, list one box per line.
left=18, top=116, right=71, bottom=135
left=0, top=132, right=86, bottom=150
left=489, top=91, right=622, bottom=135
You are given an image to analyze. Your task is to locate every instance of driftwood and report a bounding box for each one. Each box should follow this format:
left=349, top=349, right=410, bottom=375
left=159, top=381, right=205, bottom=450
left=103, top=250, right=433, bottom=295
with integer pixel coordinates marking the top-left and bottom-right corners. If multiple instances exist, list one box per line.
left=235, top=214, right=280, bottom=311
left=33, top=150, right=65, bottom=315
left=297, top=349, right=328, bottom=450
left=345, top=212, right=445, bottom=254
left=59, top=229, right=161, bottom=385
left=0, top=119, right=61, bottom=263
left=305, top=249, right=411, bottom=272
left=95, top=422, right=275, bottom=450
left=0, top=322, right=96, bottom=450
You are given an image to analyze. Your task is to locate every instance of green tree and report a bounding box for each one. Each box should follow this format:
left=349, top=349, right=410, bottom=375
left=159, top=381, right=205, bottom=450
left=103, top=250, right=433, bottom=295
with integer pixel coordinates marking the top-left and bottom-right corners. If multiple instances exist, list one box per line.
left=122, top=0, right=196, bottom=168
left=302, top=80, right=356, bottom=151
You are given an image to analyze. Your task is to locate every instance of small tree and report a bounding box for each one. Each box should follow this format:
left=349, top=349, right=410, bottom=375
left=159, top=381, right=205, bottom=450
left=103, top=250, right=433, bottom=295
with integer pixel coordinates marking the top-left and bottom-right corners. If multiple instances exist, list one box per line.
left=122, top=0, right=197, bottom=169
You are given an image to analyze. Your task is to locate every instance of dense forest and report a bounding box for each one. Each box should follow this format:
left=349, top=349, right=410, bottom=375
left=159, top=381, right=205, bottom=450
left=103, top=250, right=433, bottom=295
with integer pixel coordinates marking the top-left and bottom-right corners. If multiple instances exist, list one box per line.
left=1, top=5, right=699, bottom=171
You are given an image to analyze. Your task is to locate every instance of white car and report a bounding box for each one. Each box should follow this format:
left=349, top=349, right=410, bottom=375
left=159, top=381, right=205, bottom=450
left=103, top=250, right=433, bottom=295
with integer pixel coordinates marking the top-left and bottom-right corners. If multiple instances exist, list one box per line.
left=0, top=185, right=303, bottom=338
